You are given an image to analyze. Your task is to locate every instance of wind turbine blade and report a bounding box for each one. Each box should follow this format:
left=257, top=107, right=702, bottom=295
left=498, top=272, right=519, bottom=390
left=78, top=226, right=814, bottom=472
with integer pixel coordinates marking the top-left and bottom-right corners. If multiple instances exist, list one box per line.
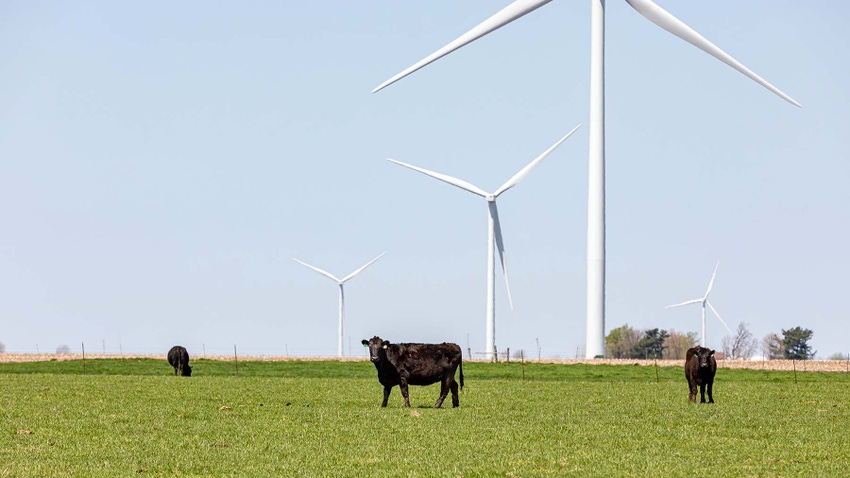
left=490, top=201, right=513, bottom=310
left=372, top=0, right=554, bottom=93
left=706, top=301, right=733, bottom=334
left=494, top=124, right=581, bottom=197
left=387, top=158, right=489, bottom=198
left=625, top=0, right=801, bottom=107
left=292, top=258, right=342, bottom=283
left=704, top=261, right=720, bottom=298
left=665, top=298, right=703, bottom=308
left=341, top=252, right=387, bottom=283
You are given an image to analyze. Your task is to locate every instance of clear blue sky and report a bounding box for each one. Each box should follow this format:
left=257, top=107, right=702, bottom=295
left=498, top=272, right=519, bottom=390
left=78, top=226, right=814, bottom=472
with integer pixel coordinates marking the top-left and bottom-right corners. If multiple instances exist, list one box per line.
left=2, top=1, right=847, bottom=358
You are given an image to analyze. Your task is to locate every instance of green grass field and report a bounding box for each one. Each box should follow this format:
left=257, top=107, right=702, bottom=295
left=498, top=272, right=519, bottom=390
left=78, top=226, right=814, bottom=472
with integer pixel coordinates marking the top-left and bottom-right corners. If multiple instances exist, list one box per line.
left=1, top=359, right=847, bottom=477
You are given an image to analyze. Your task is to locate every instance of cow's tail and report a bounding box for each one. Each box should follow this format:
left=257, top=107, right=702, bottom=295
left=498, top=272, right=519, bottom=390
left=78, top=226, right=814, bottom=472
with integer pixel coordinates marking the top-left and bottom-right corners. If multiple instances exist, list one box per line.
left=459, top=357, right=464, bottom=392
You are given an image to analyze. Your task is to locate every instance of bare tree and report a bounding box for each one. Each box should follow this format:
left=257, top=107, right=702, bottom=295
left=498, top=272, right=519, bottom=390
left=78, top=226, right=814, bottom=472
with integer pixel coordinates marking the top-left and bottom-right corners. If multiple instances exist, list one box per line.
left=722, top=322, right=759, bottom=360
left=761, top=333, right=784, bottom=360
left=56, top=344, right=71, bottom=354
left=663, top=330, right=698, bottom=360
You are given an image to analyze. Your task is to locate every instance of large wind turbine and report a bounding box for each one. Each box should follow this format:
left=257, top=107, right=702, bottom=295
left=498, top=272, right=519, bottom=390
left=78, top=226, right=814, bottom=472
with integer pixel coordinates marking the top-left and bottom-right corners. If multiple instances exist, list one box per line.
left=372, top=0, right=800, bottom=358
left=292, top=252, right=386, bottom=357
left=388, top=126, right=580, bottom=360
left=665, top=262, right=732, bottom=347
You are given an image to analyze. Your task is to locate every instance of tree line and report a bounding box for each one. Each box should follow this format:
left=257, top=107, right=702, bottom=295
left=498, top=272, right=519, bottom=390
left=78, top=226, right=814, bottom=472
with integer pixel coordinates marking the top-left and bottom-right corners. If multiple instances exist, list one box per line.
left=605, top=324, right=817, bottom=360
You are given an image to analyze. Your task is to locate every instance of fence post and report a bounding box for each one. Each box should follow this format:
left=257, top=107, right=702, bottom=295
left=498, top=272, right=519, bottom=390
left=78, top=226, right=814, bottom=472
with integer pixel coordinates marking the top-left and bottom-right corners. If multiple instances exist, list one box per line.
left=792, top=359, right=797, bottom=384
left=654, top=352, right=659, bottom=383
left=234, top=345, right=238, bottom=377
left=82, top=342, right=86, bottom=375
left=506, top=347, right=510, bottom=363
left=521, top=350, right=525, bottom=381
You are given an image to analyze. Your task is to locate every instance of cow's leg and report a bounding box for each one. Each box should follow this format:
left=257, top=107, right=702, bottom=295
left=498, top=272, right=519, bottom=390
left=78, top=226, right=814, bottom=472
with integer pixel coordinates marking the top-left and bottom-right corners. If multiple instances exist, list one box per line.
left=688, top=379, right=697, bottom=403
left=699, top=383, right=707, bottom=403
left=707, top=380, right=714, bottom=403
left=399, top=378, right=411, bottom=408
left=381, top=386, right=392, bottom=407
left=434, top=379, right=449, bottom=408
left=450, top=379, right=459, bottom=408
left=173, top=366, right=178, bottom=376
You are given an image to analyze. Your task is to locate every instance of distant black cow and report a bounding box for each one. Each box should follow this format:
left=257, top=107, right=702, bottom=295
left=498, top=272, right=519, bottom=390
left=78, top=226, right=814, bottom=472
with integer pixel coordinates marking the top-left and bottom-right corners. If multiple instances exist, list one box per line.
left=685, top=346, right=716, bottom=403
left=362, top=336, right=463, bottom=408
left=167, top=345, right=192, bottom=377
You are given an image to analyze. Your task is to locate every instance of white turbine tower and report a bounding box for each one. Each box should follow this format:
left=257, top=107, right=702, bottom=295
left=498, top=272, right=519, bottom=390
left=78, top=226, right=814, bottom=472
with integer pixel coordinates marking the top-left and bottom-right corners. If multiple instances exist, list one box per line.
left=388, top=126, right=580, bottom=360
left=292, top=252, right=386, bottom=357
left=665, top=262, right=732, bottom=347
left=372, top=0, right=800, bottom=358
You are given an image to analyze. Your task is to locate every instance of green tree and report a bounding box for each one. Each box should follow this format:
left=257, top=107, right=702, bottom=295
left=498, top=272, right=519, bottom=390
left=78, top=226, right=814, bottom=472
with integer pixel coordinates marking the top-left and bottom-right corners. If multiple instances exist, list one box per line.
left=631, top=328, right=669, bottom=359
left=782, top=327, right=816, bottom=360
left=606, top=324, right=641, bottom=358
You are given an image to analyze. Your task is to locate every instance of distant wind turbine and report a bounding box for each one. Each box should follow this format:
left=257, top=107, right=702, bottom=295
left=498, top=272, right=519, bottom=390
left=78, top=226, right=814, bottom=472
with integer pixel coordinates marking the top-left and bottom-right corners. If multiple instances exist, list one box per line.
left=372, top=0, right=800, bottom=358
left=293, top=252, right=387, bottom=357
left=388, top=126, right=580, bottom=360
left=665, top=262, right=732, bottom=347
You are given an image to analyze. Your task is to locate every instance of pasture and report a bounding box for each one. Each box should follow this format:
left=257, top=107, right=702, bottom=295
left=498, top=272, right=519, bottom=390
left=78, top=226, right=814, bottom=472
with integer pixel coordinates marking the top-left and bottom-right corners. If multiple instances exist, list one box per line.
left=1, top=359, right=848, bottom=476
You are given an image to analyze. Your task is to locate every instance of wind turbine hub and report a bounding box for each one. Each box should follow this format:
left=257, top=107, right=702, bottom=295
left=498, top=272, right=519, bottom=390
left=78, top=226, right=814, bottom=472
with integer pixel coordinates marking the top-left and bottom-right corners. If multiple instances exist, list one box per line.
left=486, top=194, right=495, bottom=202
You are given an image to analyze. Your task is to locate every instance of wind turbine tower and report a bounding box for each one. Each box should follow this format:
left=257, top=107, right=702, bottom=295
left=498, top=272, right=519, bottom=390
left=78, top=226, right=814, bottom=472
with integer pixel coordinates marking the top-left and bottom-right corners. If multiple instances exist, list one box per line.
left=666, top=262, right=733, bottom=347
left=293, top=252, right=386, bottom=357
left=372, top=0, right=800, bottom=358
left=388, top=126, right=579, bottom=360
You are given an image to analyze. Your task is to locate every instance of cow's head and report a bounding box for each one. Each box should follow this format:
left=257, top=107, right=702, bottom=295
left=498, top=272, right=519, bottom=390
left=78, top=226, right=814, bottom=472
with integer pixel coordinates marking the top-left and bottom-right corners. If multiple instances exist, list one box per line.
left=361, top=336, right=389, bottom=363
left=693, top=347, right=715, bottom=368
left=182, top=364, right=192, bottom=377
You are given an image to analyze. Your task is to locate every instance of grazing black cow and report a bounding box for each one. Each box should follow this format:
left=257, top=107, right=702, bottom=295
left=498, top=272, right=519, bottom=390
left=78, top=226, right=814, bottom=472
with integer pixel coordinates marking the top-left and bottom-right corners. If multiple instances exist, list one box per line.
left=167, top=345, right=192, bottom=377
left=685, top=346, right=716, bottom=403
left=361, top=336, right=463, bottom=408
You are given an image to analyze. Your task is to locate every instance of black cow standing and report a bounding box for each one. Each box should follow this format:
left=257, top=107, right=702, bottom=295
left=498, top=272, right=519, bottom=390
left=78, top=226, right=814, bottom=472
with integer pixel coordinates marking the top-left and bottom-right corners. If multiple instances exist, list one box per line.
left=685, top=346, right=716, bottom=403
left=167, top=345, right=192, bottom=377
left=362, top=336, right=463, bottom=408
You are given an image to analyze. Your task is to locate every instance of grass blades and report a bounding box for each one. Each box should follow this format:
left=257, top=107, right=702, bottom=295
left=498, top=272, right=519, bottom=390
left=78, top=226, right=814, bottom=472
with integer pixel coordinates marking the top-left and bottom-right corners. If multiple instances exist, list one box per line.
left=1, top=361, right=848, bottom=476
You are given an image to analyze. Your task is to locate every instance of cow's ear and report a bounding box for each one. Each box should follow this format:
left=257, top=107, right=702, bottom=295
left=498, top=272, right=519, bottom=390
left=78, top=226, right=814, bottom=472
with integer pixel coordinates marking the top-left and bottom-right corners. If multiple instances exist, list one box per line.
left=709, top=349, right=715, bottom=356
left=382, top=340, right=390, bottom=349
left=361, top=339, right=368, bottom=346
